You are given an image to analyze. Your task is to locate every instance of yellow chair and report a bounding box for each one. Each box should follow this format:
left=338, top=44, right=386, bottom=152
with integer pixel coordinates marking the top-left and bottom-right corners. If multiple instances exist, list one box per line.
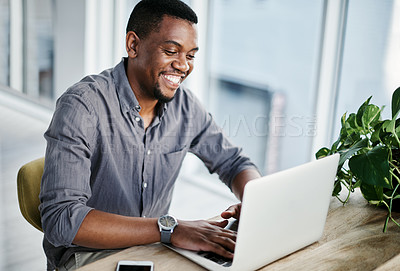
left=17, top=157, right=45, bottom=232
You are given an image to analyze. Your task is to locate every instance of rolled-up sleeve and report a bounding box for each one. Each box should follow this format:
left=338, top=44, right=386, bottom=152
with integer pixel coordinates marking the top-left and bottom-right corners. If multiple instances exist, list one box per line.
left=39, top=89, right=97, bottom=247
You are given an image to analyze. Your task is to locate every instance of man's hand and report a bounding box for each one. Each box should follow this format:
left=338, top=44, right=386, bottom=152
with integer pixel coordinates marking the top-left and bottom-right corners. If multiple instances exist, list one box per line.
left=171, top=220, right=236, bottom=259
left=221, top=203, right=241, bottom=220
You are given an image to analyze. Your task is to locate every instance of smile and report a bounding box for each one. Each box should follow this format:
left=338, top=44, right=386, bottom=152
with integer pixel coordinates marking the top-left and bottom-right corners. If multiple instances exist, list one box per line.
left=162, top=74, right=182, bottom=86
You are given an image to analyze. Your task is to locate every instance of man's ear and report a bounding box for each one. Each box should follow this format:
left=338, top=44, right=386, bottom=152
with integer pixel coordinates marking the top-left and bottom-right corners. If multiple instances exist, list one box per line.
left=126, top=31, right=140, bottom=58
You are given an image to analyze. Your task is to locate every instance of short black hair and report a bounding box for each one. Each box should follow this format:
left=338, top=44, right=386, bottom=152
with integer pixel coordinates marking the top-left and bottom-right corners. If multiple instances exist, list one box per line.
left=126, top=0, right=198, bottom=38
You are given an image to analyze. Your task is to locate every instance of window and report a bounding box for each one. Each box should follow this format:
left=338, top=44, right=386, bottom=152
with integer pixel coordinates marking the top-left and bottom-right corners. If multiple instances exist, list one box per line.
left=0, top=0, right=10, bottom=86
left=22, top=0, right=54, bottom=102
left=332, top=0, right=400, bottom=138
left=210, top=78, right=277, bottom=175
left=207, top=0, right=324, bottom=173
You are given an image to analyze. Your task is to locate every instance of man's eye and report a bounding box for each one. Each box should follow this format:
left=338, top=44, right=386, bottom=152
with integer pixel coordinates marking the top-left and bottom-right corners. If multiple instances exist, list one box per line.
left=187, top=54, right=195, bottom=60
left=164, top=50, right=177, bottom=55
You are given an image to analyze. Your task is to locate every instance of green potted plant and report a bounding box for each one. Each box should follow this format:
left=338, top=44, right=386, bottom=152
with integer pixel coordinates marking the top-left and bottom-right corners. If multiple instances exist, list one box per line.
left=316, top=87, right=400, bottom=232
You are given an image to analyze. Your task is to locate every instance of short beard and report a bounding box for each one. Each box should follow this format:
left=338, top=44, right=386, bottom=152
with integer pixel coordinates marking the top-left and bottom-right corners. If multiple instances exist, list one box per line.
left=154, top=82, right=175, bottom=103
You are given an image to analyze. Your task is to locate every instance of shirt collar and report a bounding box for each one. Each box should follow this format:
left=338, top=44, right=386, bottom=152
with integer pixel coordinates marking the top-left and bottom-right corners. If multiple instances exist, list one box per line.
left=112, top=57, right=170, bottom=117
left=112, top=58, right=141, bottom=113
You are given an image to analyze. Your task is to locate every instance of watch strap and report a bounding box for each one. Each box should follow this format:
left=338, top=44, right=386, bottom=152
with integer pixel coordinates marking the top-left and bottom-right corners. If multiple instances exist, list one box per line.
left=160, top=229, right=171, bottom=243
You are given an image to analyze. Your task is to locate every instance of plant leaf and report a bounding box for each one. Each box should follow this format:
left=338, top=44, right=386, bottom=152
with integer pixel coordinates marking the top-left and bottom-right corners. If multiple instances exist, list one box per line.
left=337, top=127, right=348, bottom=147
left=382, top=118, right=400, bottom=148
left=380, top=120, right=394, bottom=142
left=394, top=194, right=400, bottom=200
left=360, top=182, right=383, bottom=203
left=345, top=113, right=361, bottom=135
left=361, top=104, right=381, bottom=129
left=356, top=96, right=372, bottom=127
left=332, top=181, right=342, bottom=196
left=371, top=121, right=384, bottom=144
left=331, top=138, right=341, bottom=152
left=395, top=119, right=400, bottom=136
left=341, top=112, right=347, bottom=127
left=383, top=118, right=396, bottom=134
left=391, top=86, right=400, bottom=118
left=353, top=178, right=362, bottom=189
left=338, top=138, right=368, bottom=168
left=316, top=147, right=330, bottom=159
left=348, top=145, right=391, bottom=189
left=343, top=132, right=361, bottom=147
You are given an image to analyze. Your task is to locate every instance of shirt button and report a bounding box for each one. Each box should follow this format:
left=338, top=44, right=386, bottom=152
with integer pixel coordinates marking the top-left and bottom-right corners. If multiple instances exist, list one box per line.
left=135, top=116, right=141, bottom=122
left=147, top=149, right=151, bottom=155
left=143, top=182, right=148, bottom=189
left=135, top=105, right=141, bottom=110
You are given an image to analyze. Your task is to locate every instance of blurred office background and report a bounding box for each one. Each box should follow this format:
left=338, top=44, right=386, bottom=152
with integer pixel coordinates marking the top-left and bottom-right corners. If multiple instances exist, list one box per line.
left=1, top=0, right=400, bottom=270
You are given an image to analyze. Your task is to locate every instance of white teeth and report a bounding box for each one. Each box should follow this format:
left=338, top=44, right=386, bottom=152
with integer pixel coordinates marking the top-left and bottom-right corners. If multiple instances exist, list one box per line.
left=164, top=74, right=181, bottom=84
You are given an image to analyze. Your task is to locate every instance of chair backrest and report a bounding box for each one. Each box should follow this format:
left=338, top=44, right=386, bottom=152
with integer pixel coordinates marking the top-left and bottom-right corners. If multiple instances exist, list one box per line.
left=17, top=157, right=44, bottom=232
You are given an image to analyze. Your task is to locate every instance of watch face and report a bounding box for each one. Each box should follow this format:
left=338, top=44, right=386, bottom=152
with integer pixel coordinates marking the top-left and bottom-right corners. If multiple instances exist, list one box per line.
left=159, top=215, right=177, bottom=229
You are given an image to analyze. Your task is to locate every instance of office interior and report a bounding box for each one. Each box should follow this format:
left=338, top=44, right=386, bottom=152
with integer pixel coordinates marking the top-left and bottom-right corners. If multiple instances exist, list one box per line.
left=1, top=0, right=399, bottom=270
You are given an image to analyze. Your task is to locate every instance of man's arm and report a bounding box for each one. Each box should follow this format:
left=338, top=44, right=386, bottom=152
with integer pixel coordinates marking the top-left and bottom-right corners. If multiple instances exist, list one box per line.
left=72, top=210, right=159, bottom=248
left=231, top=168, right=261, bottom=201
left=72, top=169, right=261, bottom=258
left=72, top=161, right=259, bottom=258
left=73, top=169, right=260, bottom=258
left=72, top=159, right=259, bottom=259
left=73, top=210, right=237, bottom=259
left=221, top=168, right=261, bottom=220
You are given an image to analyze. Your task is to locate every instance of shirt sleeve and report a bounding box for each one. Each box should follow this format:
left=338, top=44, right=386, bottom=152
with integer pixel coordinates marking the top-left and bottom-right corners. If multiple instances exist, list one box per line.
left=39, top=88, right=97, bottom=247
left=187, top=92, right=259, bottom=189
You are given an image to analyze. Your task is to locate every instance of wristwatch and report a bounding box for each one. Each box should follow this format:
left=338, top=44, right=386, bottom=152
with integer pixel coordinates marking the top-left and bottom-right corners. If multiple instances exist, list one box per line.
left=158, top=214, right=178, bottom=244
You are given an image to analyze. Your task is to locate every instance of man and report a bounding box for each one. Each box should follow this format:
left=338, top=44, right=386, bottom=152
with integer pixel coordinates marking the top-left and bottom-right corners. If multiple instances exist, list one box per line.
left=40, top=0, right=261, bottom=270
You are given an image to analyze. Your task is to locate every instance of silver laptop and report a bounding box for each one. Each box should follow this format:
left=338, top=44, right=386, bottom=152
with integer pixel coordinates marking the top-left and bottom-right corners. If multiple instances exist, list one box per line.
left=165, top=154, right=340, bottom=271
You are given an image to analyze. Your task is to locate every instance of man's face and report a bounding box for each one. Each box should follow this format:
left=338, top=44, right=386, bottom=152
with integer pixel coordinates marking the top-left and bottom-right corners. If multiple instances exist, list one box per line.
left=133, top=16, right=198, bottom=103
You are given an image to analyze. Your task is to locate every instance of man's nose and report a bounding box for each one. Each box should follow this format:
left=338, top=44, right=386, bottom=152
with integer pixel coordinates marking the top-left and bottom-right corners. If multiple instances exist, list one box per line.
left=172, top=55, right=190, bottom=72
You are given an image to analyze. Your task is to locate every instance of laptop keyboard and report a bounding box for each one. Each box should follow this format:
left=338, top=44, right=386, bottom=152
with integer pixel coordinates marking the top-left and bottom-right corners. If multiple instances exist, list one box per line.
left=195, top=219, right=239, bottom=267
left=197, top=251, right=232, bottom=267
left=226, top=219, right=239, bottom=231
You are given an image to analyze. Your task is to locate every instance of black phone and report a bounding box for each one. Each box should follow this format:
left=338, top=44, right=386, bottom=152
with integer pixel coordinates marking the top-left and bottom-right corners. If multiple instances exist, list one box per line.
left=115, top=260, right=154, bottom=271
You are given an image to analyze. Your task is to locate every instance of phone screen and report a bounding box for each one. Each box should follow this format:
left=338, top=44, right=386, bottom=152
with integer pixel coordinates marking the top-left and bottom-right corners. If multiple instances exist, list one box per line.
left=118, top=265, right=152, bottom=271
left=118, top=265, right=151, bottom=271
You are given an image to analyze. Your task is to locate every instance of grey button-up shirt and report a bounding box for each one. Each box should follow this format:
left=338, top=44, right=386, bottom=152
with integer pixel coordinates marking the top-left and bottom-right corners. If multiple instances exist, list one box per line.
left=39, top=58, right=257, bottom=269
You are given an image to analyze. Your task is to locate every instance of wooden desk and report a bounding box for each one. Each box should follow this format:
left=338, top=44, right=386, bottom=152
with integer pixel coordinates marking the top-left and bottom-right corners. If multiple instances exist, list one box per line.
left=77, top=191, right=400, bottom=271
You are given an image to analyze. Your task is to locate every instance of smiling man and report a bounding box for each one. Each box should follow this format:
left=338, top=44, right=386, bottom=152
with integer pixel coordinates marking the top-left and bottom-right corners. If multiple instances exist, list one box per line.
left=39, top=0, right=260, bottom=270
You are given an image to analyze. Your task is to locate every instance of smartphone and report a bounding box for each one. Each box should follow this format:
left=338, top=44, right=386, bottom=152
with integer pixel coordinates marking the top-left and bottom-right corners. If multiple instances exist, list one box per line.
left=115, top=260, right=154, bottom=271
